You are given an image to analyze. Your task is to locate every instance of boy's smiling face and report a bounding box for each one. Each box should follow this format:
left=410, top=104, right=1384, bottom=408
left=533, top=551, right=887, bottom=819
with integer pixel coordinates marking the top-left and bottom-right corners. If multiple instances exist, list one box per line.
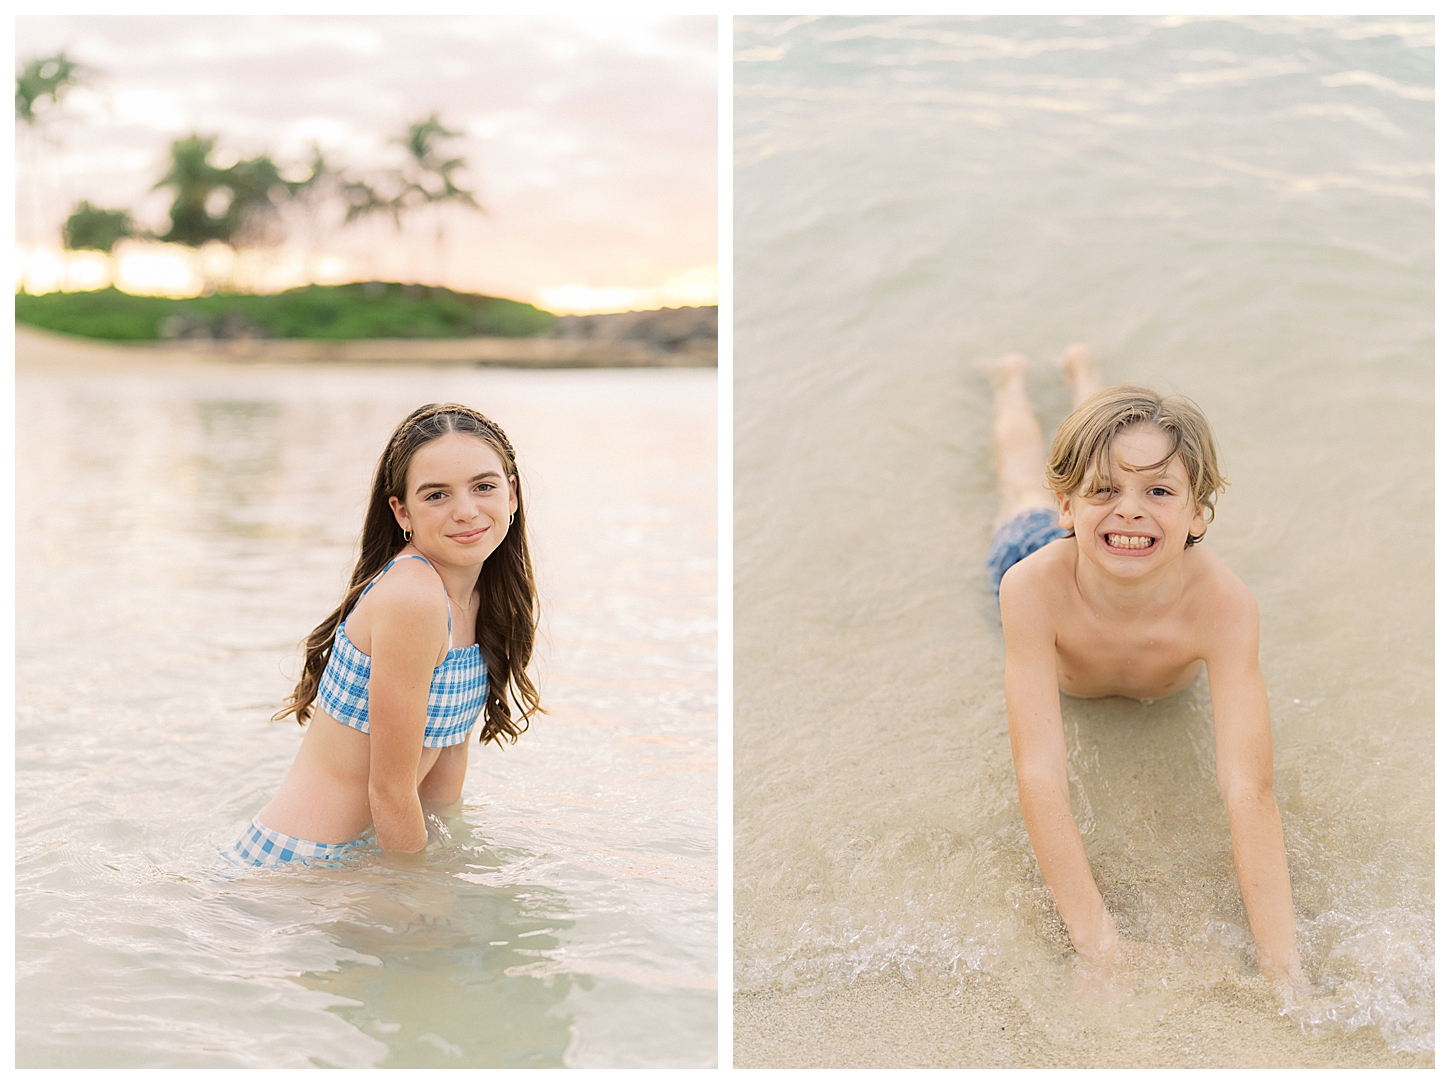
left=1057, top=422, right=1206, bottom=578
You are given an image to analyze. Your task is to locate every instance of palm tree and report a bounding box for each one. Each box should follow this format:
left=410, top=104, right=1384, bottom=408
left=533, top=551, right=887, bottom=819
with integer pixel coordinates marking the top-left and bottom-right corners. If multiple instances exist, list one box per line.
left=153, top=134, right=230, bottom=248
left=17, top=52, right=88, bottom=289
left=62, top=201, right=135, bottom=253
left=284, top=144, right=339, bottom=283
left=16, top=52, right=83, bottom=125
left=401, top=114, right=481, bottom=285
left=152, top=134, right=324, bottom=289
left=398, top=114, right=480, bottom=210
left=342, top=113, right=483, bottom=284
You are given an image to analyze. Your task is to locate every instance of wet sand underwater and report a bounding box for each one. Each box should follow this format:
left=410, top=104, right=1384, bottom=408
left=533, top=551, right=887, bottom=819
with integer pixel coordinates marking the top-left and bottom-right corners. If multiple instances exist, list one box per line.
left=735, top=972, right=1417, bottom=1069
left=733, top=15, right=1432, bottom=1069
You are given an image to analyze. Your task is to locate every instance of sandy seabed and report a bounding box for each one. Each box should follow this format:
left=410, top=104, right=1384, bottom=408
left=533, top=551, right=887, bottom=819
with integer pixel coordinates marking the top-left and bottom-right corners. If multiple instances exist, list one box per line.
left=734, top=978, right=1424, bottom=1069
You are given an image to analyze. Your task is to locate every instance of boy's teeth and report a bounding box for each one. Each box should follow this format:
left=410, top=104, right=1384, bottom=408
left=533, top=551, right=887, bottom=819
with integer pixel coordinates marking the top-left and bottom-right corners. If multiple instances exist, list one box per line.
left=1108, top=534, right=1152, bottom=549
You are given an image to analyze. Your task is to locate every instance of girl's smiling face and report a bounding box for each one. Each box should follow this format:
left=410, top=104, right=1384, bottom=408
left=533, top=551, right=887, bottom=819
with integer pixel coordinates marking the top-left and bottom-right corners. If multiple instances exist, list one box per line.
left=388, top=432, right=518, bottom=567
left=1058, top=422, right=1206, bottom=577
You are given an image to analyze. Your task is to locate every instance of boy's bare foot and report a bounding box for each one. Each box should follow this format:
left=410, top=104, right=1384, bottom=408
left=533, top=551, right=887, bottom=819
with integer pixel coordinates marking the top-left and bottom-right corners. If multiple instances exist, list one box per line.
left=989, top=351, right=1032, bottom=393
left=1058, top=343, right=1102, bottom=407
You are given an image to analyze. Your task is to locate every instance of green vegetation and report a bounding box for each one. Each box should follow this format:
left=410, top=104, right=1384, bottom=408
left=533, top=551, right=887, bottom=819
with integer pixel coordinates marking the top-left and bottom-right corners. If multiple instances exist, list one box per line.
left=15, top=282, right=556, bottom=342
left=16, top=52, right=83, bottom=125
left=151, top=133, right=320, bottom=249
left=62, top=202, right=136, bottom=253
left=344, top=113, right=480, bottom=226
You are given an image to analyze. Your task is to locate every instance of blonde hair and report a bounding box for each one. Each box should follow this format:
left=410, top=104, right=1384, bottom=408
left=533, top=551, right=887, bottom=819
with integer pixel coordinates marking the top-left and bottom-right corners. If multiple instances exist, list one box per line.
left=1046, top=384, right=1227, bottom=546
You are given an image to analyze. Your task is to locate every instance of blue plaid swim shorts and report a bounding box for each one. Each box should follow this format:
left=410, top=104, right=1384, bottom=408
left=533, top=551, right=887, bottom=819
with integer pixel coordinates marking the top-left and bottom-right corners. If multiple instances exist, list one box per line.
left=987, top=506, right=1067, bottom=597
left=226, top=816, right=367, bottom=868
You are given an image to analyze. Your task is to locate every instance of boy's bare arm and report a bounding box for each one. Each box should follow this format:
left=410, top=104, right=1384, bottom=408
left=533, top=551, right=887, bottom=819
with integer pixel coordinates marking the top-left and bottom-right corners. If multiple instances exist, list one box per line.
left=1001, top=569, right=1117, bottom=961
left=1205, top=582, right=1303, bottom=982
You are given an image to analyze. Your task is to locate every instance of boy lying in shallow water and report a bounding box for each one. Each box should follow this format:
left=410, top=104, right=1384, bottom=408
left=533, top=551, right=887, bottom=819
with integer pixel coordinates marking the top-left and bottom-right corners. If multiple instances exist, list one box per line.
left=990, top=345, right=1303, bottom=986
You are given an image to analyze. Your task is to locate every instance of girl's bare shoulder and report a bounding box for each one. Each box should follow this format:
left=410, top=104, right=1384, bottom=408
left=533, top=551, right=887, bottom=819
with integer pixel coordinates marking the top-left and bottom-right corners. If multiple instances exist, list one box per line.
left=349, top=556, right=449, bottom=641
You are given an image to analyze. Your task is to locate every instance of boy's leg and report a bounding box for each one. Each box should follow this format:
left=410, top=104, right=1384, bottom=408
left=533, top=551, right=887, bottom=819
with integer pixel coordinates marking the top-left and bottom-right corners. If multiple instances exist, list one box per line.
left=991, top=353, right=1057, bottom=532
left=1060, top=342, right=1102, bottom=408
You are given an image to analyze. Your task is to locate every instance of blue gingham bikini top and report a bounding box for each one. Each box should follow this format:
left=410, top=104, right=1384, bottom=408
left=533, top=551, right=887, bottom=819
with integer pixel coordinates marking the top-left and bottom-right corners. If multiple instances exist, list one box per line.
left=316, top=554, right=487, bottom=747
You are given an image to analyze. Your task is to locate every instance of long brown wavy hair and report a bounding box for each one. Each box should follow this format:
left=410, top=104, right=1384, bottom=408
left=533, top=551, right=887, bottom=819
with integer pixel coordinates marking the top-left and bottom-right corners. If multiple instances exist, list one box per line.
left=274, top=403, right=543, bottom=746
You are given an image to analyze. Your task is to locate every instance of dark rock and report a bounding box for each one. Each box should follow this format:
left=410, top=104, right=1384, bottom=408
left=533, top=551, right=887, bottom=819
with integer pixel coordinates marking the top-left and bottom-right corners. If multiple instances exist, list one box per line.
left=159, top=313, right=214, bottom=340
left=158, top=309, right=270, bottom=341
left=550, top=306, right=717, bottom=349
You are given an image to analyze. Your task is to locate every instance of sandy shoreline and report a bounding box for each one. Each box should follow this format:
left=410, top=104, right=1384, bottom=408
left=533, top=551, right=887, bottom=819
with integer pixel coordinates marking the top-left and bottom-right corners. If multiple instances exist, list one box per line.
left=735, top=976, right=1423, bottom=1069
left=14, top=324, right=715, bottom=369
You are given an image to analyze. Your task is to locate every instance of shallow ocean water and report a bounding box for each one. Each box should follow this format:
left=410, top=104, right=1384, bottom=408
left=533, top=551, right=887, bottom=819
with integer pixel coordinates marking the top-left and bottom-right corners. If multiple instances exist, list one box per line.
left=733, top=14, right=1431, bottom=1067
left=16, top=341, right=716, bottom=1068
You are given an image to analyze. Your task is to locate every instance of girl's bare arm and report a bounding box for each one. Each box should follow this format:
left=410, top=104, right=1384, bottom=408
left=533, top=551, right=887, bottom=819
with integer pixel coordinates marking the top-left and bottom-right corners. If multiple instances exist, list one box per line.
left=365, top=569, right=448, bottom=853
left=418, top=740, right=470, bottom=807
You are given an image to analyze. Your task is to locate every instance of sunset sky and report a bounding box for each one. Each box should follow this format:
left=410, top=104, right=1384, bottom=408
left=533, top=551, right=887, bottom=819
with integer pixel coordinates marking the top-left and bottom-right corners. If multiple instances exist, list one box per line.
left=15, top=15, right=717, bottom=313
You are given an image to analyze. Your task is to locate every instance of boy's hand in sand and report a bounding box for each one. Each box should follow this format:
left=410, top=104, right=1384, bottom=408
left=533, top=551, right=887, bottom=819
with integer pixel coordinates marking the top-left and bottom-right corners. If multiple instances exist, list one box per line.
left=1069, top=921, right=1165, bottom=1002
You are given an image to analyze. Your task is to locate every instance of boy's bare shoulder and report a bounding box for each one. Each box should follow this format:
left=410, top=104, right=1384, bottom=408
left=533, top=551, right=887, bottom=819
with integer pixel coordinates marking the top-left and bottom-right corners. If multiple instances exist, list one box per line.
left=998, top=537, right=1076, bottom=625
left=1186, top=546, right=1259, bottom=642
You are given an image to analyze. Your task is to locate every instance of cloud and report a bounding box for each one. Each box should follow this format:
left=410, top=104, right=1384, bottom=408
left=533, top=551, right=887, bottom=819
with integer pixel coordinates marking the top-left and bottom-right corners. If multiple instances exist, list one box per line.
left=16, top=14, right=717, bottom=306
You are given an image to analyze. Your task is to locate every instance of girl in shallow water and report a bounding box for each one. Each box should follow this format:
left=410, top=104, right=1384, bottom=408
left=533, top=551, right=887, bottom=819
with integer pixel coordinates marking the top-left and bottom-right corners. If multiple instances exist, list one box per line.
left=229, top=403, right=542, bottom=865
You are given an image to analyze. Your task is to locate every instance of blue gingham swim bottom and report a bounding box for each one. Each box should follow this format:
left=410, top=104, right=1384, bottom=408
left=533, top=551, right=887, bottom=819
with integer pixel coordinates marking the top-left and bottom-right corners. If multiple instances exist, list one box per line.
left=987, top=506, right=1067, bottom=597
left=227, top=816, right=367, bottom=868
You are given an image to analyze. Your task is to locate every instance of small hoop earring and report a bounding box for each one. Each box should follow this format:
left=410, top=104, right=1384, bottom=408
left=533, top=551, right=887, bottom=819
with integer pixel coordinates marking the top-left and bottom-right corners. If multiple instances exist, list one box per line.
left=508, top=513, right=515, bottom=526
left=403, top=528, right=413, bottom=542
